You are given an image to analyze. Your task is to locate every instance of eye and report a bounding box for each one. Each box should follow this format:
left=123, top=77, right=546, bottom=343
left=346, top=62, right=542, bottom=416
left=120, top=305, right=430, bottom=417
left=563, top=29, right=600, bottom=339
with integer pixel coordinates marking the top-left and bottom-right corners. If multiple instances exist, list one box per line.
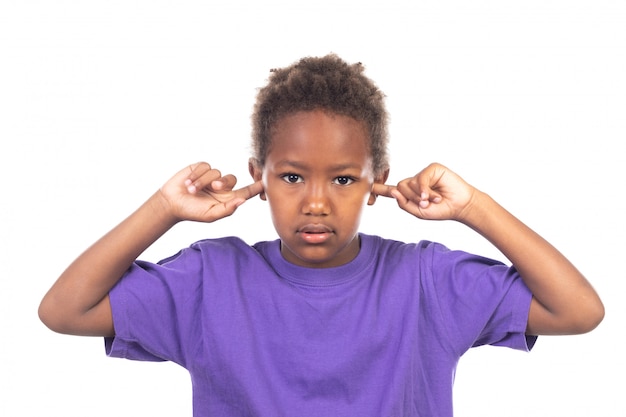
left=333, top=176, right=355, bottom=186
left=281, top=173, right=303, bottom=184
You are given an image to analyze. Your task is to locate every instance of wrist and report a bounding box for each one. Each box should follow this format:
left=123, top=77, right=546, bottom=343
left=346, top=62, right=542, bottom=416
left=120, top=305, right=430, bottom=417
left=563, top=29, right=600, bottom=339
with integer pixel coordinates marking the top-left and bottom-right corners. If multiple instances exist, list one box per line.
left=456, top=190, right=498, bottom=230
left=146, top=190, right=181, bottom=229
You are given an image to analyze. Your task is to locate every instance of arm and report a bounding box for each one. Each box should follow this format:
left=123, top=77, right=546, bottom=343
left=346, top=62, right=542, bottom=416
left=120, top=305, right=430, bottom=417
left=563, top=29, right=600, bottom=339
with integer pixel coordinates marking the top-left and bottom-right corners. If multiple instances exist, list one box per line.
left=372, top=163, right=604, bottom=336
left=38, top=162, right=263, bottom=337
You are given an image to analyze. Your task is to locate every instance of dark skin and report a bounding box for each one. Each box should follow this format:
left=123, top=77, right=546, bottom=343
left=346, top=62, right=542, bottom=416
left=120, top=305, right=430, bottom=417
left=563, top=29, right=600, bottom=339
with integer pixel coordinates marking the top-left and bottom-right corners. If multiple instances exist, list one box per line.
left=39, top=110, right=603, bottom=338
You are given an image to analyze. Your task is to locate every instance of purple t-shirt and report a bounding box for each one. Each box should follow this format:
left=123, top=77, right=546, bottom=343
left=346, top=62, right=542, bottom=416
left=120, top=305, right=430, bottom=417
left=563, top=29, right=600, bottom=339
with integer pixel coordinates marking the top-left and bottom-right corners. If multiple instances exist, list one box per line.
left=106, top=233, right=535, bottom=416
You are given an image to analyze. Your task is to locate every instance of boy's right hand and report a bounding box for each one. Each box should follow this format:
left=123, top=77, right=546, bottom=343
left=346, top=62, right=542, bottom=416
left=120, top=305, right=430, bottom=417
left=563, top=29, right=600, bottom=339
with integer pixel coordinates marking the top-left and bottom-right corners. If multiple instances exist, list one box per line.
left=158, top=162, right=263, bottom=223
left=39, top=162, right=263, bottom=337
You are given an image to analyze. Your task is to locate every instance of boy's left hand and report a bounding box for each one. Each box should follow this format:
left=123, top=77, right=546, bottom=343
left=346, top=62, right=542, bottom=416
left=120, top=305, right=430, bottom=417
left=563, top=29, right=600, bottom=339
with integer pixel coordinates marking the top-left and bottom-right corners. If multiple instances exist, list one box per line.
left=372, top=162, right=476, bottom=222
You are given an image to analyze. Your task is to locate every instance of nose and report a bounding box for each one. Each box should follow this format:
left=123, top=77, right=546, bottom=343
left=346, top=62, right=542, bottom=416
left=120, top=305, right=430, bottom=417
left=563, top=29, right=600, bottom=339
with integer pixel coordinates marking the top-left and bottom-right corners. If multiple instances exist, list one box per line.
left=302, top=182, right=331, bottom=215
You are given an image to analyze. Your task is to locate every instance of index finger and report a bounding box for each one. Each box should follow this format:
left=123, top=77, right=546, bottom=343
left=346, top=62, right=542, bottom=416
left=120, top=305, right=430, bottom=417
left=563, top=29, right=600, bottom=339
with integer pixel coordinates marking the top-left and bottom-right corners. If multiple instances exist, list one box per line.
left=234, top=180, right=264, bottom=201
left=372, top=183, right=397, bottom=199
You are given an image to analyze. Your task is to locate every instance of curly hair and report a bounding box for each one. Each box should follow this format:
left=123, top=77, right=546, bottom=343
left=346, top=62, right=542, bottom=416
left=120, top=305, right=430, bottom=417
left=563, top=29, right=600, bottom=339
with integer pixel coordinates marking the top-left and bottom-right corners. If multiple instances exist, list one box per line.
left=251, top=54, right=389, bottom=176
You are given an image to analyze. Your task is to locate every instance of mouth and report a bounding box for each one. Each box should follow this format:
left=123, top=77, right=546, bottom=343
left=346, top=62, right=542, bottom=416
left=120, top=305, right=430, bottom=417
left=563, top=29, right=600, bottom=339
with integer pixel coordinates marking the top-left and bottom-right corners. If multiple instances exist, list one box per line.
left=297, top=224, right=334, bottom=244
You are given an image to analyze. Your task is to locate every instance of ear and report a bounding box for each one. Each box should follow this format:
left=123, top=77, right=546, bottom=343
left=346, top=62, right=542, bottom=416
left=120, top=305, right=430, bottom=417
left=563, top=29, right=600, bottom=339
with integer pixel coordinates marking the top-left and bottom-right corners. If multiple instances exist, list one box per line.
left=368, top=168, right=390, bottom=206
left=248, top=158, right=266, bottom=201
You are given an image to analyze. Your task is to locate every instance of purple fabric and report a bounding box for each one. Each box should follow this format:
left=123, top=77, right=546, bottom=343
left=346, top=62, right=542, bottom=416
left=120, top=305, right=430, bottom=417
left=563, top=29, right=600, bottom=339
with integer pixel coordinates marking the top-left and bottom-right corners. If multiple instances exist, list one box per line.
left=106, top=233, right=535, bottom=416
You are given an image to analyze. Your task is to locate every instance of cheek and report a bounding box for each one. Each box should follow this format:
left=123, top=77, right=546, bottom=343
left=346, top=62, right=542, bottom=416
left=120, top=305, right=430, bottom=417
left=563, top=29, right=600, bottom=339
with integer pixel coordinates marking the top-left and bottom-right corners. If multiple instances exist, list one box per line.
left=333, top=189, right=372, bottom=217
left=263, top=185, right=291, bottom=217
left=263, top=179, right=281, bottom=203
left=349, top=184, right=374, bottom=203
left=261, top=171, right=269, bottom=188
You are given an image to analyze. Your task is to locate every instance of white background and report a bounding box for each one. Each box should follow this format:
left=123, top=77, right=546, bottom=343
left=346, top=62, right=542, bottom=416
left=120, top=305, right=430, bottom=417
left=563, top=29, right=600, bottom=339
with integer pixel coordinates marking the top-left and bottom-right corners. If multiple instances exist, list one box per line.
left=1, top=1, right=624, bottom=416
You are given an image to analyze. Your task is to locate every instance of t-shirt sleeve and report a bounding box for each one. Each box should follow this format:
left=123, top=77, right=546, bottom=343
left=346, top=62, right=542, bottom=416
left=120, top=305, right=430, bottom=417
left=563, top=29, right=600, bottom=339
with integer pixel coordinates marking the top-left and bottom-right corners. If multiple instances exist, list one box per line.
left=105, top=247, right=204, bottom=366
left=424, top=242, right=537, bottom=355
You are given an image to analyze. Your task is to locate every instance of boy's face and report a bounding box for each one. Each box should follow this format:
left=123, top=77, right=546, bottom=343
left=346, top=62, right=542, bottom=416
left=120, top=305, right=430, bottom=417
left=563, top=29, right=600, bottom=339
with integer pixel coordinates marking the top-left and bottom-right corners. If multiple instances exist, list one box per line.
left=251, top=110, right=388, bottom=268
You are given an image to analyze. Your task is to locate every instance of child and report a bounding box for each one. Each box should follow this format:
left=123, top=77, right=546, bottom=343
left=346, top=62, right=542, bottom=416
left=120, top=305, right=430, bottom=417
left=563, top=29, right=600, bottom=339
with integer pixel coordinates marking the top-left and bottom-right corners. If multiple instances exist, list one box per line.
left=39, top=54, right=604, bottom=416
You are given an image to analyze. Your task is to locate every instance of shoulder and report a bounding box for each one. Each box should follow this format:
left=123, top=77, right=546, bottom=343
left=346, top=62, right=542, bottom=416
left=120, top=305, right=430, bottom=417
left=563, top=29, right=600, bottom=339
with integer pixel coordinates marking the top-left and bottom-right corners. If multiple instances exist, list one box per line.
left=189, top=236, right=256, bottom=252
left=141, top=237, right=275, bottom=276
left=168, top=236, right=269, bottom=261
left=359, top=233, right=445, bottom=261
left=362, top=234, right=509, bottom=282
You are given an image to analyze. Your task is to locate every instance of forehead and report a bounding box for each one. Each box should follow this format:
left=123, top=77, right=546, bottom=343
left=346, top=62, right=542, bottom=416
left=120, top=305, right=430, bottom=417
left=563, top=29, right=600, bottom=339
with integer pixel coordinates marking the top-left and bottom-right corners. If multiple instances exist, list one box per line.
left=268, top=110, right=371, bottom=162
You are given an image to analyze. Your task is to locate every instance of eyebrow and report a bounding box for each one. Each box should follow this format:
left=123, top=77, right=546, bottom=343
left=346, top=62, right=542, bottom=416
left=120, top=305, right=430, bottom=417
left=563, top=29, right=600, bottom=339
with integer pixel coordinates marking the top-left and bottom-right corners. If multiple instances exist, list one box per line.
left=275, top=160, right=363, bottom=172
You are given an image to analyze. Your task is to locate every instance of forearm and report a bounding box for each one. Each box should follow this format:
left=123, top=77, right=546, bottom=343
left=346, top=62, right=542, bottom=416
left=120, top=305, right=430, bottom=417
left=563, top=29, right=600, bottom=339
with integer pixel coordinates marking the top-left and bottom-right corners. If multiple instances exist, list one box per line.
left=39, top=190, right=178, bottom=335
left=459, top=191, right=604, bottom=335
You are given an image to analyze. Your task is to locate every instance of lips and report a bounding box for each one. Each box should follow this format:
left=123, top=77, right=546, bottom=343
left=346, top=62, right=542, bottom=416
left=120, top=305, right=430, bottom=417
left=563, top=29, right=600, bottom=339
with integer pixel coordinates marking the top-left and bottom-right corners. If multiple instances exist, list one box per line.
left=298, top=224, right=333, bottom=234
left=297, top=224, right=334, bottom=244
